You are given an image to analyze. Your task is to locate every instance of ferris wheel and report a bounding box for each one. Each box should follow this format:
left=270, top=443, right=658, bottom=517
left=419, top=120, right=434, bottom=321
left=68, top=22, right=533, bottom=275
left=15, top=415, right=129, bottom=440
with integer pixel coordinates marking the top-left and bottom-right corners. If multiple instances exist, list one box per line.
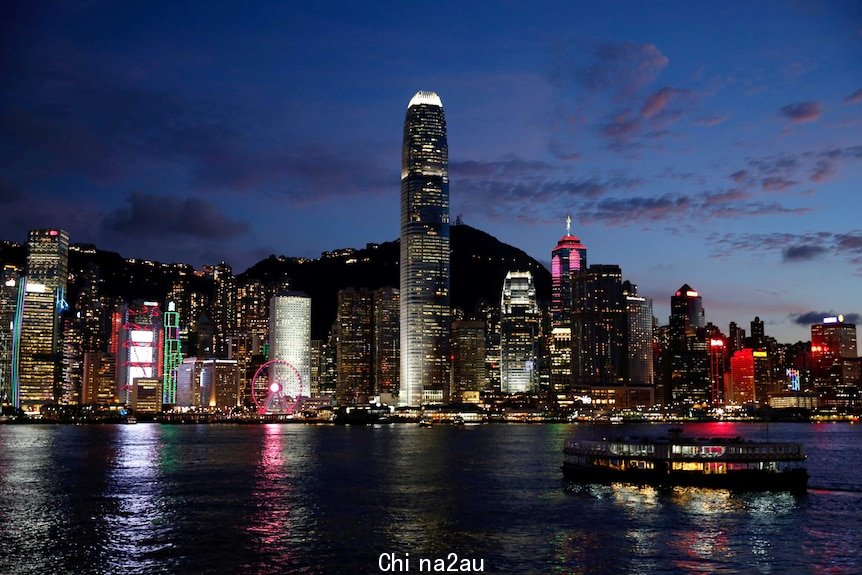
left=250, top=359, right=303, bottom=414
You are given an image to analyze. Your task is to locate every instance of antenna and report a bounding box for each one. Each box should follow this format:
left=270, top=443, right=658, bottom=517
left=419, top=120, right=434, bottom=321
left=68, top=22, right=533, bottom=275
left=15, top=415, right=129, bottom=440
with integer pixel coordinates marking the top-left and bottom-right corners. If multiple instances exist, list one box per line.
left=566, top=215, right=572, bottom=236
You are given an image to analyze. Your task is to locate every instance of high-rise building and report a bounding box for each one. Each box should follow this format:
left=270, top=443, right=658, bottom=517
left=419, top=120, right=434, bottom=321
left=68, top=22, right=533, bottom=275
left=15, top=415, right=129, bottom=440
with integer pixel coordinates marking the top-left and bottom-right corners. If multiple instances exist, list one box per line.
left=162, top=301, right=182, bottom=405
left=16, top=229, right=69, bottom=413
left=811, top=315, right=858, bottom=390
left=451, top=320, right=486, bottom=401
left=400, top=91, right=450, bottom=406
left=750, top=316, right=765, bottom=349
left=0, top=265, right=21, bottom=407
left=199, top=359, right=240, bottom=409
left=624, top=282, right=654, bottom=389
left=729, top=348, right=770, bottom=404
left=550, top=217, right=587, bottom=394
left=373, top=287, right=400, bottom=398
left=667, top=284, right=710, bottom=404
left=335, top=288, right=374, bottom=404
left=572, top=265, right=627, bottom=388
left=269, top=293, right=311, bottom=398
left=115, top=301, right=162, bottom=405
left=500, top=271, right=540, bottom=394
left=212, top=262, right=236, bottom=357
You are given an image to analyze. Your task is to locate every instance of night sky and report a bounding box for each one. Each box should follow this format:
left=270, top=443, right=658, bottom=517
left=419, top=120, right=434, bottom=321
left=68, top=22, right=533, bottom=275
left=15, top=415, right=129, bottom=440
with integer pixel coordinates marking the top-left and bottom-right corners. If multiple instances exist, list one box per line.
left=1, top=1, right=860, bottom=343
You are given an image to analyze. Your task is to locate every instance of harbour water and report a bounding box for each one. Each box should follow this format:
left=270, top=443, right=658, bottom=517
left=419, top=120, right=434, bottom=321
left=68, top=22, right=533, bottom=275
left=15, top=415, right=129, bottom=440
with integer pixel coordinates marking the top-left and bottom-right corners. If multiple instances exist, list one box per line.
left=1, top=422, right=860, bottom=574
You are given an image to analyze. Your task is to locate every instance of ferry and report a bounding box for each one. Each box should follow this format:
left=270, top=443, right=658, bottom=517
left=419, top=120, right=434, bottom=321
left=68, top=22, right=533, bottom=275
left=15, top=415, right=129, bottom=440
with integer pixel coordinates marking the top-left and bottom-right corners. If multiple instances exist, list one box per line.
left=562, top=429, right=808, bottom=491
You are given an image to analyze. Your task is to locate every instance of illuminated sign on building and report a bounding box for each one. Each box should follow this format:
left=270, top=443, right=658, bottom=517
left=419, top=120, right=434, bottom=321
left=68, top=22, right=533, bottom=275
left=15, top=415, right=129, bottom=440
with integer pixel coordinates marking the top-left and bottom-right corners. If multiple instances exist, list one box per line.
left=786, top=368, right=800, bottom=392
left=710, top=339, right=724, bottom=347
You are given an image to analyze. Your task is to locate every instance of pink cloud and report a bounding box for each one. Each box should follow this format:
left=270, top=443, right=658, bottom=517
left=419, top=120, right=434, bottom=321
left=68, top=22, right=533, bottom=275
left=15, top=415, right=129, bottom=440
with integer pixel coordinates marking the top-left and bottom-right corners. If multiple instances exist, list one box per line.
left=844, top=89, right=862, bottom=104
left=779, top=101, right=822, bottom=123
left=641, top=87, right=674, bottom=118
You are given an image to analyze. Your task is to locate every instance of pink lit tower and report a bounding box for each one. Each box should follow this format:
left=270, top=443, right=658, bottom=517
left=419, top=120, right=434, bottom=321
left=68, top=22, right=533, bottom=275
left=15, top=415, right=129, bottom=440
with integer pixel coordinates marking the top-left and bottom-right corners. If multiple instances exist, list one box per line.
left=549, top=216, right=587, bottom=395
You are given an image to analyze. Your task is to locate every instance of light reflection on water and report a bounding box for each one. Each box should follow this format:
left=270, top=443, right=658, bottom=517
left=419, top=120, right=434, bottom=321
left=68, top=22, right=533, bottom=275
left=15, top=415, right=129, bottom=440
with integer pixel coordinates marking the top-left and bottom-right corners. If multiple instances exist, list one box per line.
left=0, top=422, right=860, bottom=574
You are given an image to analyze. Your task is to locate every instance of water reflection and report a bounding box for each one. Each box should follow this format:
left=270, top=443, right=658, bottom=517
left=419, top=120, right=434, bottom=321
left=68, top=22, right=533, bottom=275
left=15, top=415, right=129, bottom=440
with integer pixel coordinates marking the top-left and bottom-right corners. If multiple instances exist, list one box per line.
left=103, top=424, right=177, bottom=575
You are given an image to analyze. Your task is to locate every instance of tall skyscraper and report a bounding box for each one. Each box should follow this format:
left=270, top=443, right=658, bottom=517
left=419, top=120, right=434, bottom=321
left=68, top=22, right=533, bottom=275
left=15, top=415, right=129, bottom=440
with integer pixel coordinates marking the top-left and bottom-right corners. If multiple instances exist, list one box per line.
left=335, top=288, right=374, bottom=404
left=550, top=217, right=587, bottom=394
left=811, top=315, right=858, bottom=390
left=667, top=284, right=710, bottom=404
left=0, top=265, right=21, bottom=407
left=451, top=320, right=486, bottom=401
left=572, top=265, right=628, bottom=388
left=373, top=287, right=400, bottom=398
left=500, top=271, right=540, bottom=394
left=624, top=282, right=654, bottom=389
left=115, top=301, right=162, bottom=405
left=269, top=293, right=311, bottom=398
left=399, top=91, right=450, bottom=406
left=16, top=229, right=69, bottom=412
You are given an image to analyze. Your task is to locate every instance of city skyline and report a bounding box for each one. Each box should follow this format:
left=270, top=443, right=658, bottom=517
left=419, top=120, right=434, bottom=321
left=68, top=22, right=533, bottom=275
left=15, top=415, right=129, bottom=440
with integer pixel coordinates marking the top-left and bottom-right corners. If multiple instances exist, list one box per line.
left=1, top=1, right=860, bottom=343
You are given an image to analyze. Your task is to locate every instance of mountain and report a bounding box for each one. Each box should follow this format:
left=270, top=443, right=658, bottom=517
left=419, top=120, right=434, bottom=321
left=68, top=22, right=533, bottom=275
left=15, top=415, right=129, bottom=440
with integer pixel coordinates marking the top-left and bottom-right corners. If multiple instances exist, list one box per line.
left=238, top=224, right=550, bottom=339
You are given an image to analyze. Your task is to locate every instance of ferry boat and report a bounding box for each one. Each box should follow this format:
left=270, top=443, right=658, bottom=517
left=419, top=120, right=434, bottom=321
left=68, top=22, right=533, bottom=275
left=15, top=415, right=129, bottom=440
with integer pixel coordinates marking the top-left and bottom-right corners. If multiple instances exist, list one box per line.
left=563, top=430, right=808, bottom=491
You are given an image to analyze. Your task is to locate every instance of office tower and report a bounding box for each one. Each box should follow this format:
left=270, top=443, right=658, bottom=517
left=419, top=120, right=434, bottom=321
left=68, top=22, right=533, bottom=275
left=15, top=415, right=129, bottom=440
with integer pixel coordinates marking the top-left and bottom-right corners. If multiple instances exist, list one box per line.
left=728, top=322, right=746, bottom=357
left=811, top=315, right=858, bottom=390
left=451, top=320, right=486, bottom=401
left=0, top=265, right=20, bottom=407
left=667, top=284, right=710, bottom=404
left=199, top=359, right=240, bottom=409
left=335, top=288, right=374, bottom=404
left=61, top=315, right=83, bottom=404
left=82, top=352, right=116, bottom=404
left=500, top=271, right=540, bottom=393
left=750, top=316, right=765, bottom=349
left=550, top=217, right=587, bottom=394
left=162, top=301, right=182, bottom=405
left=729, top=349, right=770, bottom=404
left=624, top=282, right=654, bottom=388
left=131, top=378, right=162, bottom=414
left=400, top=90, right=450, bottom=406
left=373, top=287, right=400, bottom=398
left=572, top=265, right=628, bottom=388
left=310, top=340, right=322, bottom=397
left=115, top=301, right=162, bottom=404
left=16, top=229, right=69, bottom=412
left=708, top=336, right=728, bottom=404
left=269, top=293, right=311, bottom=398
left=212, top=262, right=236, bottom=357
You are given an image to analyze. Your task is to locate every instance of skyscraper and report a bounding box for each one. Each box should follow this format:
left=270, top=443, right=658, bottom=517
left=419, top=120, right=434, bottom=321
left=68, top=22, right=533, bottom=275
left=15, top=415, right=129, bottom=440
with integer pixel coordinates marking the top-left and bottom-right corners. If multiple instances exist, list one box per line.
left=400, top=91, right=450, bottom=406
left=667, top=284, right=710, bottom=404
left=500, top=271, right=540, bottom=394
left=811, top=315, right=858, bottom=390
left=335, top=288, right=374, bottom=404
left=16, top=229, right=69, bottom=413
left=550, top=217, right=587, bottom=394
left=269, top=292, right=311, bottom=398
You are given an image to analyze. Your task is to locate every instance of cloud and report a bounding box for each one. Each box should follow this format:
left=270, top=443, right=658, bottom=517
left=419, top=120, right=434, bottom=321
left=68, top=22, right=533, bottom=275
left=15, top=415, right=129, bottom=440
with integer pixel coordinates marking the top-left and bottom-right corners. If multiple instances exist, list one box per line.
left=761, top=176, right=796, bottom=192
left=692, top=114, right=729, bottom=127
left=779, top=101, right=822, bottom=123
left=781, top=244, right=828, bottom=261
left=791, top=311, right=861, bottom=326
left=575, top=42, right=669, bottom=100
left=641, top=87, right=674, bottom=118
left=844, top=89, right=862, bottom=104
left=103, top=193, right=249, bottom=240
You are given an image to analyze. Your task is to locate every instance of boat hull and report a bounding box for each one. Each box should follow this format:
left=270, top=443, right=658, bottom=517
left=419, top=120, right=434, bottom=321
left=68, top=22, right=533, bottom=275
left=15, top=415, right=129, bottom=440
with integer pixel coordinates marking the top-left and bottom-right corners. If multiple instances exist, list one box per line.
left=562, top=462, right=808, bottom=492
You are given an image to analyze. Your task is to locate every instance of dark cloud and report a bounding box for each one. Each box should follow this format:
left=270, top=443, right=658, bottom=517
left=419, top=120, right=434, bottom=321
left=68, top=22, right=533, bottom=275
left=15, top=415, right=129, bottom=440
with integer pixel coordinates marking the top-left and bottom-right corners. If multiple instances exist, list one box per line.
left=782, top=244, right=828, bottom=261
left=779, top=101, right=822, bottom=123
left=791, top=311, right=860, bottom=326
left=103, top=193, right=249, bottom=240
left=844, top=89, right=862, bottom=104
left=710, top=230, right=862, bottom=271
left=575, top=42, right=669, bottom=100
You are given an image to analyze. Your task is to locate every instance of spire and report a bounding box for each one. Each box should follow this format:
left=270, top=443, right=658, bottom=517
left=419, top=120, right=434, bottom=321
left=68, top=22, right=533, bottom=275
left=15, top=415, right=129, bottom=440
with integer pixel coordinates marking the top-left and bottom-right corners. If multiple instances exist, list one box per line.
left=566, top=215, right=572, bottom=236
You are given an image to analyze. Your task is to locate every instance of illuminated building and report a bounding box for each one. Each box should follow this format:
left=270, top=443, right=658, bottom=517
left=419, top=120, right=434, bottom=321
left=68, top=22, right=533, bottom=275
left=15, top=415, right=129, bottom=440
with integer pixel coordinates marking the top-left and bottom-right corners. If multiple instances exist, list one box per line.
left=212, top=262, right=236, bottom=357
left=176, top=357, right=202, bottom=406
left=131, top=378, right=161, bottom=414
left=572, top=265, right=627, bottom=388
left=483, top=302, right=501, bottom=393
left=269, top=293, right=311, bottom=398
left=115, top=301, right=162, bottom=405
left=728, top=321, right=746, bottom=358
left=500, top=271, right=540, bottom=394
left=199, top=359, right=240, bottom=408
left=625, top=282, right=654, bottom=389
left=16, top=229, right=69, bottom=413
left=550, top=217, right=587, bottom=394
left=451, top=320, right=486, bottom=401
left=373, top=287, right=399, bottom=398
left=310, top=340, right=322, bottom=397
left=708, top=337, right=728, bottom=404
left=0, top=265, right=20, bottom=407
left=811, top=315, right=858, bottom=390
left=162, top=301, right=182, bottom=405
left=400, top=90, right=450, bottom=406
left=750, top=316, right=765, bottom=349
left=82, top=352, right=115, bottom=404
left=335, top=288, right=374, bottom=404
left=729, top=348, right=770, bottom=404
left=667, top=284, right=710, bottom=404
left=61, top=315, right=83, bottom=404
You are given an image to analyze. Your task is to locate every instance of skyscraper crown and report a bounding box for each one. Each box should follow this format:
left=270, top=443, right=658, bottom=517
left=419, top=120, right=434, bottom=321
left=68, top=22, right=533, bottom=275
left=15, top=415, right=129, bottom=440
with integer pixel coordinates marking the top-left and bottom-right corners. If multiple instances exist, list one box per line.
left=408, top=91, right=443, bottom=108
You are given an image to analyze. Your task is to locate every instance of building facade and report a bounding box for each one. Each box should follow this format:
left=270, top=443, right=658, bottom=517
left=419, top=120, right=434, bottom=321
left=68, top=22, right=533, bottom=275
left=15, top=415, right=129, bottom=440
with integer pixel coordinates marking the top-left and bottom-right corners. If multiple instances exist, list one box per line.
left=500, top=271, right=540, bottom=394
left=400, top=91, right=450, bottom=406
left=550, top=219, right=587, bottom=394
left=269, top=293, right=311, bottom=398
